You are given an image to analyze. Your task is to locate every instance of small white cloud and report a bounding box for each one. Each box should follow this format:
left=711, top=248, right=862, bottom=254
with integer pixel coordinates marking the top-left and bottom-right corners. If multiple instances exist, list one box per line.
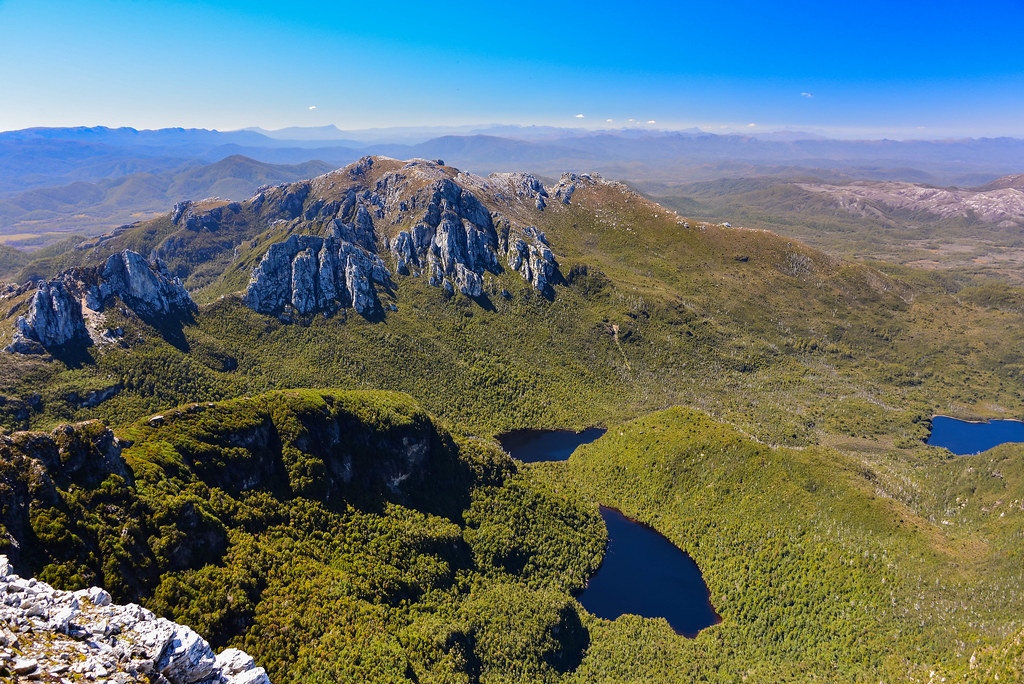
left=575, top=113, right=585, bottom=118
left=800, top=92, right=814, bottom=98
left=308, top=105, right=317, bottom=110
left=647, top=120, right=656, bottom=124
left=628, top=118, right=636, bottom=122
left=748, top=123, right=756, bottom=127
left=606, top=118, right=614, bottom=123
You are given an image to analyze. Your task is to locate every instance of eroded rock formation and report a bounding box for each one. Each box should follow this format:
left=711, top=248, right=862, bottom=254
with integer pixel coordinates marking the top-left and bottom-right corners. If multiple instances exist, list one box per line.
left=244, top=234, right=390, bottom=316
left=4, top=250, right=195, bottom=354
left=241, top=160, right=565, bottom=317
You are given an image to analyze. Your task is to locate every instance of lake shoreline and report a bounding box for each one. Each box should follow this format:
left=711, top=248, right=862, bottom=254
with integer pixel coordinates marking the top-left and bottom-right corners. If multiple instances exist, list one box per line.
left=578, top=504, right=722, bottom=638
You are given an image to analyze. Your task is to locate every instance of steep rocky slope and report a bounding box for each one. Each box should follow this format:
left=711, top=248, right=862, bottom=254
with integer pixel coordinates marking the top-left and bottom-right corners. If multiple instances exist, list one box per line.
left=13, top=158, right=611, bottom=315
left=4, top=249, right=194, bottom=353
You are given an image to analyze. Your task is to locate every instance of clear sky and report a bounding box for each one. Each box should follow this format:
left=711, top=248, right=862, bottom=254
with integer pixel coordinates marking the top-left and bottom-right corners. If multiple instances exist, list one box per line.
left=1, top=0, right=1023, bottom=138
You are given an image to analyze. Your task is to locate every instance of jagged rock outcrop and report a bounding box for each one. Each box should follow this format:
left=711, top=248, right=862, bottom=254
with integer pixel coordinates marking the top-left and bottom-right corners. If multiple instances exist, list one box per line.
left=97, top=251, right=197, bottom=319
left=4, top=250, right=196, bottom=354
left=0, top=557, right=270, bottom=683
left=508, top=238, right=558, bottom=292
left=389, top=177, right=502, bottom=297
left=244, top=233, right=390, bottom=317
left=10, top=279, right=88, bottom=351
left=489, top=172, right=550, bottom=211
left=93, top=159, right=571, bottom=323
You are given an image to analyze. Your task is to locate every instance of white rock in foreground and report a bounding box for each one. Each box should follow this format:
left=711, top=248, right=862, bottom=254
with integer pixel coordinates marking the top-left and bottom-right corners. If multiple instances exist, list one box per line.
left=0, top=555, right=270, bottom=683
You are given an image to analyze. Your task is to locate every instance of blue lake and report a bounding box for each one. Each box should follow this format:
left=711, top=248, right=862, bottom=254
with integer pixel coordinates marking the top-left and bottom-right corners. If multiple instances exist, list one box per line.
left=500, top=427, right=719, bottom=637
left=927, top=415, right=1024, bottom=455
left=497, top=427, right=607, bottom=462
left=578, top=507, right=720, bottom=637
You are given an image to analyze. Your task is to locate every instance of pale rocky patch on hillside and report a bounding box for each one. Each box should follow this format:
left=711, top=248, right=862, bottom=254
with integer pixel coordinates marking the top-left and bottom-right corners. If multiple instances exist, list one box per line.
left=796, top=180, right=1024, bottom=226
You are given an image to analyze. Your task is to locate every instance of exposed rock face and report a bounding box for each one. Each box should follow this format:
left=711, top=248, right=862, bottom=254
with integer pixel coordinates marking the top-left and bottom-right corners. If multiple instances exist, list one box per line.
left=489, top=172, right=549, bottom=211
left=244, top=233, right=390, bottom=317
left=98, top=251, right=197, bottom=319
left=0, top=556, right=270, bottom=684
left=12, top=279, right=88, bottom=350
left=5, top=250, right=196, bottom=354
left=162, top=159, right=572, bottom=320
left=245, top=165, right=563, bottom=316
left=407, top=178, right=502, bottom=297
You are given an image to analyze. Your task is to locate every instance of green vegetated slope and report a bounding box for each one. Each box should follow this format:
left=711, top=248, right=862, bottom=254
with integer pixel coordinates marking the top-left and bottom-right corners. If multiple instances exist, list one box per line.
left=4, top=159, right=1024, bottom=444
left=0, top=243, right=28, bottom=280
left=533, top=407, right=1024, bottom=681
left=2, top=158, right=1024, bottom=680
left=643, top=176, right=1024, bottom=283
left=0, top=389, right=607, bottom=682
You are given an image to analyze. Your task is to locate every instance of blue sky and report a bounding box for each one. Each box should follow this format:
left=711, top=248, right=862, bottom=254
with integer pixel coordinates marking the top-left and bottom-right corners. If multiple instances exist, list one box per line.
left=1, top=0, right=1023, bottom=138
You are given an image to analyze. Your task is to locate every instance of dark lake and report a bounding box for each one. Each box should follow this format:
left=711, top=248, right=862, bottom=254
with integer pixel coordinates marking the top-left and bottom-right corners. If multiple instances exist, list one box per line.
left=927, top=415, right=1024, bottom=455
left=497, top=427, right=607, bottom=462
left=501, top=428, right=719, bottom=636
left=578, top=507, right=720, bottom=637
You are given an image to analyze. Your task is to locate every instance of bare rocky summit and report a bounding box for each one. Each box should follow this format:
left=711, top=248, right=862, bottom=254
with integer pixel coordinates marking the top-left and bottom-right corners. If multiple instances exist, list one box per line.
left=241, top=157, right=568, bottom=316
left=0, top=556, right=269, bottom=683
left=3, top=159, right=629, bottom=339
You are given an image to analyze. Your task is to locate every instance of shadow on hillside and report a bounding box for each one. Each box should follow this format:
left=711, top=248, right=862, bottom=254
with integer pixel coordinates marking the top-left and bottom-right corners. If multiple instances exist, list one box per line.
left=48, top=341, right=96, bottom=368
left=149, top=310, right=196, bottom=353
left=471, top=293, right=496, bottom=312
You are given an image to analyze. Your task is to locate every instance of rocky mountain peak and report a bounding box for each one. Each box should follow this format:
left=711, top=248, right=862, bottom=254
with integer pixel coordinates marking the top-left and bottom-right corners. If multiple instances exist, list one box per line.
left=4, top=250, right=196, bottom=354
left=240, top=157, right=564, bottom=318
left=0, top=557, right=270, bottom=683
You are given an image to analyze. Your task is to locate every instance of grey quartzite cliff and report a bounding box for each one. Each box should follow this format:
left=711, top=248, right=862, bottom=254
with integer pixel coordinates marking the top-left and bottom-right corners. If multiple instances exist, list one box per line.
left=0, top=556, right=269, bottom=683
left=243, top=158, right=562, bottom=318
left=5, top=250, right=196, bottom=354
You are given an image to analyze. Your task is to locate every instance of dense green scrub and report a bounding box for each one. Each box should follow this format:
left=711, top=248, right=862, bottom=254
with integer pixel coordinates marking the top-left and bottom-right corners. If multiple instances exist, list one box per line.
left=531, top=407, right=1024, bottom=681
left=0, top=390, right=606, bottom=682
left=3, top=167, right=1024, bottom=680
left=6, top=391, right=1022, bottom=680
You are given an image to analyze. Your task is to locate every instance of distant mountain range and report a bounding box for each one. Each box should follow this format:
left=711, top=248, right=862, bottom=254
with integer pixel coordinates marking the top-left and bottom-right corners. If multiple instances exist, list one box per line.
left=0, top=155, right=334, bottom=248
left=3, top=125, right=1024, bottom=254
left=5, top=125, right=1024, bottom=191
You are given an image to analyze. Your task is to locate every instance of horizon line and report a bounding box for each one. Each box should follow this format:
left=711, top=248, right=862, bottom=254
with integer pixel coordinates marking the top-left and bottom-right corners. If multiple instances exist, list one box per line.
left=2, top=122, right=1023, bottom=144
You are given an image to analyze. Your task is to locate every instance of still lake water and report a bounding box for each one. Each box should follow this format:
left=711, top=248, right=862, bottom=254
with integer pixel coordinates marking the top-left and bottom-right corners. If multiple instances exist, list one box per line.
left=497, top=427, right=608, bottom=462
left=927, top=416, right=1024, bottom=455
left=498, top=428, right=719, bottom=637
left=578, top=507, right=720, bottom=637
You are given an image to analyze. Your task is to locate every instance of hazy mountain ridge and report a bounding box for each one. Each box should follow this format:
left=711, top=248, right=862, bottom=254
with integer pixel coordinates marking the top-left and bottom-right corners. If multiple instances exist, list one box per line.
left=5, top=126, right=1023, bottom=197
left=794, top=178, right=1024, bottom=225
left=0, top=157, right=337, bottom=249
left=6, top=125, right=1021, bottom=259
